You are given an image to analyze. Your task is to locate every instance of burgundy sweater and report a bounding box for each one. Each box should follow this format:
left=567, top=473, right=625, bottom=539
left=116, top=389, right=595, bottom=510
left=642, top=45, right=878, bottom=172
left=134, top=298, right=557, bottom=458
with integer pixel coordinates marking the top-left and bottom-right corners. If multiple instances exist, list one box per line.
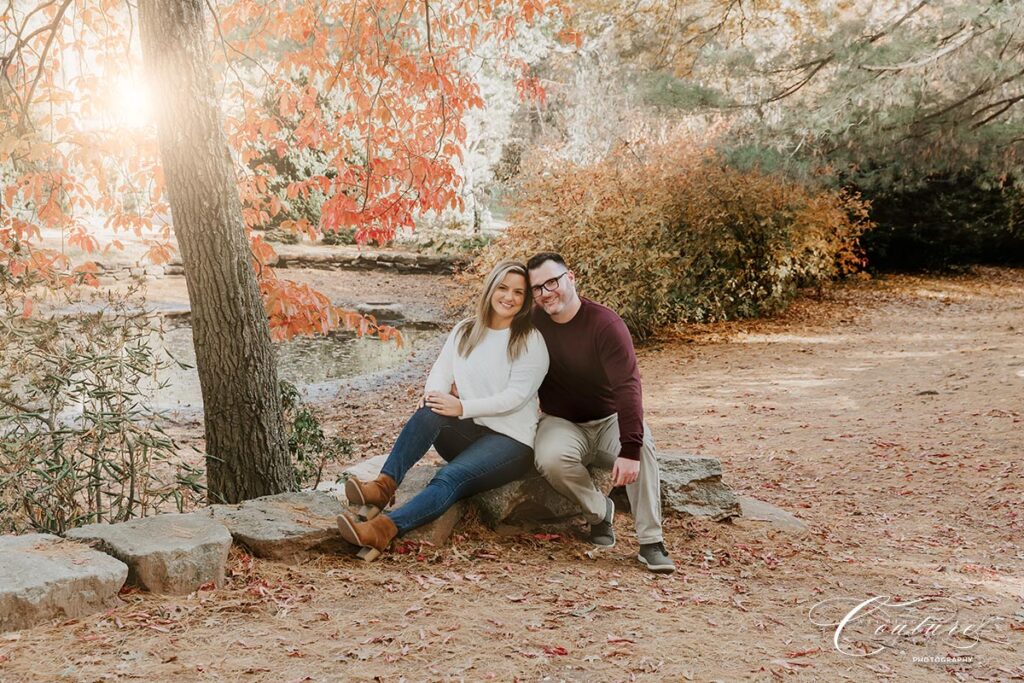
left=532, top=297, right=645, bottom=460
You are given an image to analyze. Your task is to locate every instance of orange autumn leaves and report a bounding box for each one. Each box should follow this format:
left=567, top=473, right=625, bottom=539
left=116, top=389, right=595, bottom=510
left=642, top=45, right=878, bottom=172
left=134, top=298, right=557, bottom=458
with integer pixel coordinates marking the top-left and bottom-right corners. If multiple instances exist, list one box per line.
left=1, top=0, right=571, bottom=337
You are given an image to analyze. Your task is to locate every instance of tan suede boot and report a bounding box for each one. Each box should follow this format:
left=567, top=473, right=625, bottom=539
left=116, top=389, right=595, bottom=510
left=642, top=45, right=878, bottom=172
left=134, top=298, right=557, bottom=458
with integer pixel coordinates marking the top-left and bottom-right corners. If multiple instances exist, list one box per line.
left=345, top=474, right=397, bottom=520
left=337, top=511, right=398, bottom=562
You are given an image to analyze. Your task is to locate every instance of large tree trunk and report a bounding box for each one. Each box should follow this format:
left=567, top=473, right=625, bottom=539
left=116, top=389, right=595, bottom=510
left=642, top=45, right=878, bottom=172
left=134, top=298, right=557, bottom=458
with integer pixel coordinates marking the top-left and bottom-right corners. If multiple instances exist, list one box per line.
left=138, top=0, right=293, bottom=502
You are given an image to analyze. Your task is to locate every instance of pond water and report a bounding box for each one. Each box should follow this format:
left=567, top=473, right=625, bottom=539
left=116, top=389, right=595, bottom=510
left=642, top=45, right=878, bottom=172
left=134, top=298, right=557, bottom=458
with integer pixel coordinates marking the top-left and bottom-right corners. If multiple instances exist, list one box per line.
left=147, top=323, right=439, bottom=414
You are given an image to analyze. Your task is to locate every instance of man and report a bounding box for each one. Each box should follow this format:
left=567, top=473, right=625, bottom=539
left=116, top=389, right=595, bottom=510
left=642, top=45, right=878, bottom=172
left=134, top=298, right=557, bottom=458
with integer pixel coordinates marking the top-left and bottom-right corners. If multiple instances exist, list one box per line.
left=526, top=252, right=675, bottom=574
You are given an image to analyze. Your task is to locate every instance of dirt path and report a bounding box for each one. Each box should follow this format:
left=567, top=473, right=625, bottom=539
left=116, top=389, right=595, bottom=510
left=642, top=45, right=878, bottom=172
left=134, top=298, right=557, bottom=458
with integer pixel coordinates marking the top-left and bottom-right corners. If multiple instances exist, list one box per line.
left=2, top=269, right=1022, bottom=682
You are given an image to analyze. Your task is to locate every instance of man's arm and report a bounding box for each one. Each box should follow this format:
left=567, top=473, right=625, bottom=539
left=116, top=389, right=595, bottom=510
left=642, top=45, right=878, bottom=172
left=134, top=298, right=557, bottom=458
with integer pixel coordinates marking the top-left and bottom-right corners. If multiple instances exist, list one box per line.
left=596, top=316, right=645, bottom=461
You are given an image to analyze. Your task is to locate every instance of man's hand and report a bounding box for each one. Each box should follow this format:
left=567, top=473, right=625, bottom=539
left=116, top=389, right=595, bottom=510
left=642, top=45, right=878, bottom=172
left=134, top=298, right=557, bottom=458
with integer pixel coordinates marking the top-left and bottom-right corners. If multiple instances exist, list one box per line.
left=425, top=391, right=463, bottom=417
left=611, top=457, right=640, bottom=487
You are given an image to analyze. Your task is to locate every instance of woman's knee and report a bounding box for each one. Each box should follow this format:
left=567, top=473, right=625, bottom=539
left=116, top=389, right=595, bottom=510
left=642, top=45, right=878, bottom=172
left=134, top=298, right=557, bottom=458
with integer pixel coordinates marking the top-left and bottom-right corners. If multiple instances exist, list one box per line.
left=409, top=405, right=449, bottom=429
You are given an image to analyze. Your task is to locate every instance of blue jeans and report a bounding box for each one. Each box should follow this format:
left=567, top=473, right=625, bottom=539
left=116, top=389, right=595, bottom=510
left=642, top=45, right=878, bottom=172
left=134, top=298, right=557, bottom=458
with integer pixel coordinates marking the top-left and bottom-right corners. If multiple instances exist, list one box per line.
left=380, top=407, right=533, bottom=535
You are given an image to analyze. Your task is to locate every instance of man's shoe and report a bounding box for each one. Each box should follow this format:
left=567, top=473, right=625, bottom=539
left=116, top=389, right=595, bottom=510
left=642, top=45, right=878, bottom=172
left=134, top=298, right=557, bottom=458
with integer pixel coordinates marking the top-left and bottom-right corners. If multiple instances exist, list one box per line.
left=638, top=542, right=675, bottom=574
left=588, top=497, right=615, bottom=548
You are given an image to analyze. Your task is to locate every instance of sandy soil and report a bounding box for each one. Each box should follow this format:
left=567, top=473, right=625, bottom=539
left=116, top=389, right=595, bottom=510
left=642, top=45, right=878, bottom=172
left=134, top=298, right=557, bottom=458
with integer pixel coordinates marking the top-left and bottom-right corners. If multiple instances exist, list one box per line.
left=2, top=268, right=1022, bottom=682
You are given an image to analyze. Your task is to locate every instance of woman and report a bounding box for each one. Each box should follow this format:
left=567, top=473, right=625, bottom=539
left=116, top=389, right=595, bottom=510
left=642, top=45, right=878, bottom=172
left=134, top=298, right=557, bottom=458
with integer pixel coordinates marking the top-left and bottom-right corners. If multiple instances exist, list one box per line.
left=338, top=260, right=549, bottom=560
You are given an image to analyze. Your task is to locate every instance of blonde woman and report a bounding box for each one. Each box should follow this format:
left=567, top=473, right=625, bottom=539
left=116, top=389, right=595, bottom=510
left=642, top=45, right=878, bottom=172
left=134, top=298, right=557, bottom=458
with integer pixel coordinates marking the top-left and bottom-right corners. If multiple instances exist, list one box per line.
left=339, top=260, right=549, bottom=560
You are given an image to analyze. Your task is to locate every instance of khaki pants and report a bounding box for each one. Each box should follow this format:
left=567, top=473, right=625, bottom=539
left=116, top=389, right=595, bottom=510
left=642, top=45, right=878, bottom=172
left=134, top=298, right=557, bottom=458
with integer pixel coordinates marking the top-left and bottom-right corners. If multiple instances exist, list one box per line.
left=534, top=413, right=663, bottom=544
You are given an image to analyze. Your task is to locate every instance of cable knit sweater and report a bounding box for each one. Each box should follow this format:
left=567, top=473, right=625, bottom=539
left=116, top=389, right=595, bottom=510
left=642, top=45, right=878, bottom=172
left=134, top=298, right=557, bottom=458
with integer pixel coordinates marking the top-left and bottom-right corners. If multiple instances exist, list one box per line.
left=424, top=322, right=549, bottom=447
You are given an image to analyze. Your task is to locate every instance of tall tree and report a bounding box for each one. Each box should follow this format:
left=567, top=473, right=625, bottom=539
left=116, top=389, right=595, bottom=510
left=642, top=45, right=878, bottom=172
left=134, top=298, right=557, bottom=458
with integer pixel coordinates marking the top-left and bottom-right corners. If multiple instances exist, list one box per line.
left=137, top=0, right=291, bottom=502
left=1, top=0, right=568, bottom=502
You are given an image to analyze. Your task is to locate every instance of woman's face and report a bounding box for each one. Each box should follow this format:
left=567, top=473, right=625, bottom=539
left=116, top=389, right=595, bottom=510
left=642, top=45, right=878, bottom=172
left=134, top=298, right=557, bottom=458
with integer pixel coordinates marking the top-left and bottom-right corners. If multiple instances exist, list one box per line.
left=489, top=271, right=527, bottom=327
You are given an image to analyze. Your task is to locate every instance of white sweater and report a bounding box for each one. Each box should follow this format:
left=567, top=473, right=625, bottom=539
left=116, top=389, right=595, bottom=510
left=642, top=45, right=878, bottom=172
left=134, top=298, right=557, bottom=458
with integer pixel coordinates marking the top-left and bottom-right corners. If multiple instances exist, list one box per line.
left=424, top=322, right=549, bottom=447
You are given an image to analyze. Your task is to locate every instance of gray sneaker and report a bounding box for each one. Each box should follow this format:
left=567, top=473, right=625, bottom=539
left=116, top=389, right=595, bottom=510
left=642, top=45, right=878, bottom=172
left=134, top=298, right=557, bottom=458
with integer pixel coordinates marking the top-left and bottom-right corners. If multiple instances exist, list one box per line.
left=638, top=542, right=675, bottom=574
left=588, top=497, right=615, bottom=548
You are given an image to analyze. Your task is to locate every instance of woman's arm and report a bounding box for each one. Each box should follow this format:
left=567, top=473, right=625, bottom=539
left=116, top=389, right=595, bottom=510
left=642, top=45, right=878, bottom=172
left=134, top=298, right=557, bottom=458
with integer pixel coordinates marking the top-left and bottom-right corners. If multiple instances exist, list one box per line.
left=459, top=331, right=549, bottom=419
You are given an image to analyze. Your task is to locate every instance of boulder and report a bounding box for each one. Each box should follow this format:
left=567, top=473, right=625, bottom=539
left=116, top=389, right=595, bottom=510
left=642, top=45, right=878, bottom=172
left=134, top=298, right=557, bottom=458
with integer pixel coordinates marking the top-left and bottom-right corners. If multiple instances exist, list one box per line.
left=0, top=534, right=128, bottom=632
left=658, top=454, right=741, bottom=521
left=343, top=454, right=390, bottom=482
left=66, top=513, right=231, bottom=594
left=473, top=468, right=611, bottom=527
left=473, top=453, right=740, bottom=526
left=736, top=496, right=809, bottom=534
left=207, top=491, right=348, bottom=563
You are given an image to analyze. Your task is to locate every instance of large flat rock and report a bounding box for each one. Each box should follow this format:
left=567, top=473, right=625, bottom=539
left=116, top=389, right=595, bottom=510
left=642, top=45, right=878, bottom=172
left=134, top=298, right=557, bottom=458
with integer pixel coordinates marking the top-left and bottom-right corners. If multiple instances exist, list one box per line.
left=207, top=491, right=348, bottom=563
left=66, top=513, right=231, bottom=594
left=473, top=452, right=740, bottom=526
left=0, top=534, right=128, bottom=632
left=473, top=469, right=609, bottom=527
left=659, top=453, right=741, bottom=521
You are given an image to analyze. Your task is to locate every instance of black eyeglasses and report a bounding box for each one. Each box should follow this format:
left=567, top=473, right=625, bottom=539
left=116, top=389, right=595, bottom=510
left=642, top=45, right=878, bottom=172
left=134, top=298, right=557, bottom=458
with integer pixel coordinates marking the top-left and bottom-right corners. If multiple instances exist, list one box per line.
left=530, top=272, right=569, bottom=296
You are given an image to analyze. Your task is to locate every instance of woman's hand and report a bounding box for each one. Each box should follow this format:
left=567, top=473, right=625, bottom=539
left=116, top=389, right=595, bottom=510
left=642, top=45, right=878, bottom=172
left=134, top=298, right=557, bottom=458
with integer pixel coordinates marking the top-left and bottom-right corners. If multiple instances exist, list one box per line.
left=424, top=391, right=463, bottom=417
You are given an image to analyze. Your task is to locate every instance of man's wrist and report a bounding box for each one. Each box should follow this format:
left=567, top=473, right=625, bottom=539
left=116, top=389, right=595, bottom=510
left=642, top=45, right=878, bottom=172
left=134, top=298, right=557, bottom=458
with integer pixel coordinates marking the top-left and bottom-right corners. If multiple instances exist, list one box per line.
left=618, top=444, right=641, bottom=461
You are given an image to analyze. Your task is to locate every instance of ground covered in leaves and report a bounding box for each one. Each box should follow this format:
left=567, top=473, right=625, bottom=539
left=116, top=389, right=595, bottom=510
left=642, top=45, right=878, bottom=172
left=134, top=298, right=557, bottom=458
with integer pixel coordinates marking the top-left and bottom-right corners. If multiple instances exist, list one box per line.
left=2, top=268, right=1022, bottom=682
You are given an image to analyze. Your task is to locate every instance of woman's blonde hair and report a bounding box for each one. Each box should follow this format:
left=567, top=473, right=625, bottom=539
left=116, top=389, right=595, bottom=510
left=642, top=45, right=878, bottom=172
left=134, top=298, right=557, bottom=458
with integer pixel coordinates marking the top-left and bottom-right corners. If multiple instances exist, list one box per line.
left=457, top=259, right=534, bottom=361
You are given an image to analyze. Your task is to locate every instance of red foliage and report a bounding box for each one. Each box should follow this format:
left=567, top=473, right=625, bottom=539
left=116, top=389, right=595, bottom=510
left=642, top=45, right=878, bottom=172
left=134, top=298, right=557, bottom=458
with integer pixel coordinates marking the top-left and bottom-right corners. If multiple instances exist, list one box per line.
left=1, top=0, right=571, bottom=337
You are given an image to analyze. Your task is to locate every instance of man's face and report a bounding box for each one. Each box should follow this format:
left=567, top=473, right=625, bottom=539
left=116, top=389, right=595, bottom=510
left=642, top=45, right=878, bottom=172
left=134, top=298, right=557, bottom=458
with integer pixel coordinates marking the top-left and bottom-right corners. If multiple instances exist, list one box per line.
left=529, top=259, right=576, bottom=317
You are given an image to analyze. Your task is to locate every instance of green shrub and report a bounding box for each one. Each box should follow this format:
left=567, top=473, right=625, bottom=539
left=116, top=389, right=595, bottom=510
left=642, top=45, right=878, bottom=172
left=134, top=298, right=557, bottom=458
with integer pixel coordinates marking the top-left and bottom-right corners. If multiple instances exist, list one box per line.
left=469, top=140, right=872, bottom=337
left=0, top=280, right=204, bottom=534
left=264, top=227, right=301, bottom=245
left=279, top=380, right=352, bottom=489
left=321, top=228, right=358, bottom=246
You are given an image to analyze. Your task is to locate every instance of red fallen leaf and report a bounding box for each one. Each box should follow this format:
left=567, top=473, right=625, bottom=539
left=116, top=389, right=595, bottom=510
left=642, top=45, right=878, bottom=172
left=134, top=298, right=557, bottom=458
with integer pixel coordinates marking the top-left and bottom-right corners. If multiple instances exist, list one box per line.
left=544, top=646, right=568, bottom=656
left=772, top=659, right=812, bottom=669
left=1008, top=622, right=1024, bottom=631
left=533, top=533, right=561, bottom=542
left=0, top=654, right=9, bottom=664
left=784, top=647, right=820, bottom=658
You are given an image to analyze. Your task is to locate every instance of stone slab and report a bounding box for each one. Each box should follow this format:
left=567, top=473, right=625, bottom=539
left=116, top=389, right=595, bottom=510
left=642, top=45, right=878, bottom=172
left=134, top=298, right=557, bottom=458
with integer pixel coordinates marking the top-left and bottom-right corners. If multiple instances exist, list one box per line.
left=0, top=534, right=128, bottom=632
left=472, top=468, right=609, bottom=527
left=66, top=513, right=231, bottom=594
left=659, top=453, right=741, bottom=521
left=355, top=302, right=405, bottom=321
left=207, top=491, right=348, bottom=563
left=342, top=454, right=389, bottom=483
left=736, top=496, right=809, bottom=534
left=473, top=453, right=740, bottom=526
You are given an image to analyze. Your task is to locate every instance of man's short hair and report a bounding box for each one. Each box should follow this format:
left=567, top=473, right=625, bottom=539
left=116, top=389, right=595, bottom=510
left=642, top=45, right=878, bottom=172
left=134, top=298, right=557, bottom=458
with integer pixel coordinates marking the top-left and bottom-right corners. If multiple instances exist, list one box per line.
left=527, top=252, right=566, bottom=271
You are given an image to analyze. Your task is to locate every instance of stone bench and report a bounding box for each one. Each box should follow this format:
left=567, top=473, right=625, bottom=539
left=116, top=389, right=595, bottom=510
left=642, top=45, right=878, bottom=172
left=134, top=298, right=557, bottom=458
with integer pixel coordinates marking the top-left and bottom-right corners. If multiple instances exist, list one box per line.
left=472, top=452, right=742, bottom=527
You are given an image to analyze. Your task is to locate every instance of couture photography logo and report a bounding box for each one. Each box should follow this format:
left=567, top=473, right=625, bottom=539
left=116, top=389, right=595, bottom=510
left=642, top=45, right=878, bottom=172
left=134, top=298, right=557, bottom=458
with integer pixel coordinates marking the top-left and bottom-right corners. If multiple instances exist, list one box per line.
left=808, top=595, right=1004, bottom=664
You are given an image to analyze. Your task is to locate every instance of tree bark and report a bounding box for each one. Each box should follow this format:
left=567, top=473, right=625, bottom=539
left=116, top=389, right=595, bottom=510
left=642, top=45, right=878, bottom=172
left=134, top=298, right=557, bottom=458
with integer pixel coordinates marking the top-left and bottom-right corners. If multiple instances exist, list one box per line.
left=138, top=0, right=293, bottom=502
